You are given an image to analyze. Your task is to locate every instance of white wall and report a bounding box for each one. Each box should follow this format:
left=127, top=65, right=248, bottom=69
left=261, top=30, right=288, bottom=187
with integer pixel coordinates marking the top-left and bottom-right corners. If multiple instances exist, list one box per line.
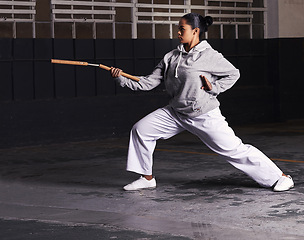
left=266, top=0, right=304, bottom=38
left=279, top=0, right=304, bottom=37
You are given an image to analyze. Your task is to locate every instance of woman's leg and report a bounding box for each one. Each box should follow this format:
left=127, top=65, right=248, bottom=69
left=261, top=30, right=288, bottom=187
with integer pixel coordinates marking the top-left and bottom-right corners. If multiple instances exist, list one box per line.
left=183, top=108, right=282, bottom=187
left=127, top=107, right=184, bottom=176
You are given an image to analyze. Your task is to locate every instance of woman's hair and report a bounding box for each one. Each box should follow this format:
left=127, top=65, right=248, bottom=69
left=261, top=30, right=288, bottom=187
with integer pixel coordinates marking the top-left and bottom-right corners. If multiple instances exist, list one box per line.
left=182, top=13, right=213, bottom=39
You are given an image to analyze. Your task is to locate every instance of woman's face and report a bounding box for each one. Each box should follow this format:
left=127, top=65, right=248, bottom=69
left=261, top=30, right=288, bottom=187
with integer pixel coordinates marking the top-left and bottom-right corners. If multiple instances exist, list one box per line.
left=178, top=18, right=198, bottom=44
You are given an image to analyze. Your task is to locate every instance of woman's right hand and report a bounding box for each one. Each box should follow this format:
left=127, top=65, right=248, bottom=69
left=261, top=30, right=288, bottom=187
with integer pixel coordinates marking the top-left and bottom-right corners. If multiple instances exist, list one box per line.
left=110, top=67, right=122, bottom=78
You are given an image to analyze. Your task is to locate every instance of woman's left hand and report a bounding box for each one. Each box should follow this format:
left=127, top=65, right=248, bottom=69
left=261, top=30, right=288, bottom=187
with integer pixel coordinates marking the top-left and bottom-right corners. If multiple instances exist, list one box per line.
left=200, top=75, right=212, bottom=91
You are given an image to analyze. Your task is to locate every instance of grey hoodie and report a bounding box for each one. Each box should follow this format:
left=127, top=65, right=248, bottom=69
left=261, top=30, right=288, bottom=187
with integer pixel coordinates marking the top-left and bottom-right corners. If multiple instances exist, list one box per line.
left=115, top=40, right=240, bottom=117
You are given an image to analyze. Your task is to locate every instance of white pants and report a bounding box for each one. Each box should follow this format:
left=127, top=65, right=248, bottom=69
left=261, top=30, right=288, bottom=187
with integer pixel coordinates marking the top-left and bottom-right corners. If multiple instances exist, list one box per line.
left=127, top=106, right=282, bottom=187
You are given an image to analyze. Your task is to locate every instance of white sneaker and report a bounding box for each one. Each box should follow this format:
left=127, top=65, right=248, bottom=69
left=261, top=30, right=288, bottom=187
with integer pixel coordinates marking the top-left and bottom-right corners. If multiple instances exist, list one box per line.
left=273, top=175, right=294, bottom=192
left=123, top=176, right=156, bottom=191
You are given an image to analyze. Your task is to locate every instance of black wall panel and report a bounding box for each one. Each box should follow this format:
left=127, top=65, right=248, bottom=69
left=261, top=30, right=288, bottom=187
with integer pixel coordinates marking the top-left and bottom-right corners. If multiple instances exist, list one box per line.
left=13, top=61, right=34, bottom=101
left=96, top=59, right=116, bottom=96
left=221, top=39, right=237, bottom=56
left=76, top=67, right=96, bottom=97
left=94, top=40, right=116, bottom=96
left=35, top=39, right=53, bottom=60
left=237, top=56, right=254, bottom=86
left=115, top=39, right=133, bottom=59
left=171, top=39, right=180, bottom=49
left=0, top=38, right=12, bottom=60
left=75, top=39, right=95, bottom=60
left=0, top=62, right=13, bottom=101
left=226, top=56, right=238, bottom=70
left=208, top=39, right=222, bottom=53
left=155, top=39, right=172, bottom=58
left=0, top=39, right=13, bottom=101
left=53, top=39, right=74, bottom=59
left=13, top=39, right=33, bottom=60
left=95, top=39, right=115, bottom=59
left=277, top=38, right=304, bottom=120
left=236, top=39, right=252, bottom=56
left=134, top=59, right=155, bottom=76
left=251, top=56, right=266, bottom=85
left=267, top=39, right=281, bottom=121
left=251, top=39, right=265, bottom=55
left=54, top=64, right=76, bottom=98
left=135, top=39, right=154, bottom=58
left=34, top=61, right=54, bottom=99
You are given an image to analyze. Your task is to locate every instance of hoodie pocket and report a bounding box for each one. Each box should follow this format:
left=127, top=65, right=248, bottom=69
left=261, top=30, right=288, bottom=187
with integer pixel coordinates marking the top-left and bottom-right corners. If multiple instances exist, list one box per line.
left=170, top=97, right=209, bottom=115
left=192, top=97, right=210, bottom=113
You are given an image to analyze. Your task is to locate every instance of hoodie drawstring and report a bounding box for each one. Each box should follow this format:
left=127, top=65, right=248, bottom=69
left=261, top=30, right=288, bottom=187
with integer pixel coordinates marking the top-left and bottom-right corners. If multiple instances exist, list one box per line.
left=175, top=51, right=182, bottom=78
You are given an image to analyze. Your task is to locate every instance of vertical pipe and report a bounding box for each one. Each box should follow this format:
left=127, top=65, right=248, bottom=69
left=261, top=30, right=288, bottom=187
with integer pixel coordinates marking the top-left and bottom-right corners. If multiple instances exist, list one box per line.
left=234, top=1, right=238, bottom=39
left=92, top=0, right=96, bottom=39
left=204, top=0, right=208, bottom=39
left=132, top=0, right=138, bottom=39
left=112, top=0, right=116, bottom=39
left=169, top=0, right=172, bottom=39
left=235, top=24, right=238, bottom=39
left=263, top=0, right=267, bottom=39
left=71, top=0, right=76, bottom=38
left=152, top=0, right=155, bottom=39
left=249, top=1, right=253, bottom=39
left=50, top=0, right=55, bottom=38
left=31, top=0, right=36, bottom=38
left=12, top=0, right=16, bottom=38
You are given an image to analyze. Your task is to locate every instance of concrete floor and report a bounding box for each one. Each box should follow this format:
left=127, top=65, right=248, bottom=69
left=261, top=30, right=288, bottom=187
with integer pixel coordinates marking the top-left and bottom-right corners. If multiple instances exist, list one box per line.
left=0, top=119, right=303, bottom=240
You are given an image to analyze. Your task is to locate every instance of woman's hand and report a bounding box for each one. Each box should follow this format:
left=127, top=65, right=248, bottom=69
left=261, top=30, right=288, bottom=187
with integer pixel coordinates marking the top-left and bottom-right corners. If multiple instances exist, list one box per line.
left=110, top=67, right=122, bottom=78
left=200, top=75, right=212, bottom=91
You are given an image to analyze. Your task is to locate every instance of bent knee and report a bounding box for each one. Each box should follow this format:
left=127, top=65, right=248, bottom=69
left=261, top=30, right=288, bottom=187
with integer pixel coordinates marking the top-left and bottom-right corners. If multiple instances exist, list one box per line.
left=130, top=121, right=150, bottom=139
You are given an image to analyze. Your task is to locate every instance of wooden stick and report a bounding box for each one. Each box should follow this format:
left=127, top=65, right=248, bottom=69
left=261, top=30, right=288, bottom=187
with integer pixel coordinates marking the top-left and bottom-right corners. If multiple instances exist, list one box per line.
left=51, top=59, right=89, bottom=66
left=51, top=59, right=140, bottom=82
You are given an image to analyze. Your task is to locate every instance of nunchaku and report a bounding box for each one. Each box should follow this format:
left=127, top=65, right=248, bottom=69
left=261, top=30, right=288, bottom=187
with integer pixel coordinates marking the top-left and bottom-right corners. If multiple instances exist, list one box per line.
left=51, top=59, right=140, bottom=82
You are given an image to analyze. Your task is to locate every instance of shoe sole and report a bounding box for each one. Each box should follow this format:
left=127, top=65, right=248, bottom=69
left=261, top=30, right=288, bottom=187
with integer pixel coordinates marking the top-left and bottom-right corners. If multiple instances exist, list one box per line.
left=123, top=186, right=156, bottom=191
left=273, top=184, right=294, bottom=192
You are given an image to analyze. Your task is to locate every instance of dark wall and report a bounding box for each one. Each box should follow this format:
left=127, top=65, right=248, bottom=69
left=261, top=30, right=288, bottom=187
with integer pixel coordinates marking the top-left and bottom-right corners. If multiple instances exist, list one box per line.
left=0, top=38, right=303, bottom=148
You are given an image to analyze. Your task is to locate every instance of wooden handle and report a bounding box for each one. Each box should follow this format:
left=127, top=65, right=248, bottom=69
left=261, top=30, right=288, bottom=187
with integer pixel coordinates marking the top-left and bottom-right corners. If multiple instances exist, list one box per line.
left=99, top=64, right=140, bottom=82
left=51, top=59, right=88, bottom=66
left=99, top=64, right=111, bottom=71
left=120, top=72, right=140, bottom=82
left=51, top=59, right=140, bottom=82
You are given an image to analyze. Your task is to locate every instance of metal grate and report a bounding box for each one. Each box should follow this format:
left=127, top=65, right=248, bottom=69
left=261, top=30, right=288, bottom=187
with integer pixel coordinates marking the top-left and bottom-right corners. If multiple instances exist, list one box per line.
left=51, top=0, right=133, bottom=38
left=0, top=0, right=36, bottom=37
left=50, top=0, right=266, bottom=39
left=136, top=0, right=265, bottom=39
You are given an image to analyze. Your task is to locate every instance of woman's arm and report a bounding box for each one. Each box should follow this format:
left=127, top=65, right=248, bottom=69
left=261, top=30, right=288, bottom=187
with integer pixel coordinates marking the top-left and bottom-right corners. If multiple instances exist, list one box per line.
left=207, top=53, right=240, bottom=96
left=111, top=60, right=165, bottom=91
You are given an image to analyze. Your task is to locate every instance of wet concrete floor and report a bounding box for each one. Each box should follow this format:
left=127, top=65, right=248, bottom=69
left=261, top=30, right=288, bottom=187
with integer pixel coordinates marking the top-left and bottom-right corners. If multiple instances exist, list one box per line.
left=0, top=119, right=303, bottom=239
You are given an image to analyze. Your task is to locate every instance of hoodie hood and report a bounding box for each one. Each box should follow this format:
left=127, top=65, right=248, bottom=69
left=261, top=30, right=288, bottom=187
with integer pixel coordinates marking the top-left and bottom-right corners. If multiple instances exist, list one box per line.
left=177, top=40, right=211, bottom=53
left=175, top=40, right=211, bottom=78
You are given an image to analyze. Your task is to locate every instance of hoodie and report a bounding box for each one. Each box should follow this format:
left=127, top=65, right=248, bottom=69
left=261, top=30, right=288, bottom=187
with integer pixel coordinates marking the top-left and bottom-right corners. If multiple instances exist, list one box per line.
left=115, top=40, right=240, bottom=117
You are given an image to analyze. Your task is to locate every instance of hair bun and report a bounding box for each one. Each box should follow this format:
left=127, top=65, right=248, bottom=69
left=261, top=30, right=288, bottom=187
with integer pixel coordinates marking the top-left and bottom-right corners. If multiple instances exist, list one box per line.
left=182, top=13, right=213, bottom=37
left=205, top=16, right=213, bottom=27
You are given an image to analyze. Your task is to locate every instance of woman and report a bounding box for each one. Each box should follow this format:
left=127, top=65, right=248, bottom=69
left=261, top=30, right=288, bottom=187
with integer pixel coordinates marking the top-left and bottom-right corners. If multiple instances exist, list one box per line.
left=110, top=13, right=294, bottom=192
